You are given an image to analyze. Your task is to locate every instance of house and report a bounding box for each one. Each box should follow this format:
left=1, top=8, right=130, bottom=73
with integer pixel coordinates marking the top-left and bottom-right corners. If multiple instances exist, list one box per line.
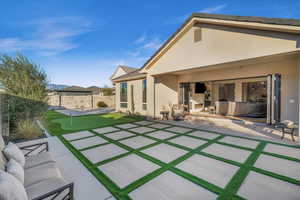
left=111, top=13, right=300, bottom=129
left=110, top=65, right=138, bottom=81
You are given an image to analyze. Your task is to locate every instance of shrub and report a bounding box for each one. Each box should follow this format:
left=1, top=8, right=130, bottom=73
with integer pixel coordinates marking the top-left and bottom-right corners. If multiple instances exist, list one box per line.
left=12, top=119, right=43, bottom=140
left=0, top=54, right=48, bottom=131
left=97, top=101, right=108, bottom=108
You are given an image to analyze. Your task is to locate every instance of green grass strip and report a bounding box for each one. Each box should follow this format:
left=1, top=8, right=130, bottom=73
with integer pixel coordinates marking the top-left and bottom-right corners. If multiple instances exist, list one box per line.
left=56, top=135, right=124, bottom=199
left=121, top=135, right=225, bottom=195
left=262, top=151, right=300, bottom=163
left=252, top=167, right=300, bottom=186
left=217, top=141, right=267, bottom=200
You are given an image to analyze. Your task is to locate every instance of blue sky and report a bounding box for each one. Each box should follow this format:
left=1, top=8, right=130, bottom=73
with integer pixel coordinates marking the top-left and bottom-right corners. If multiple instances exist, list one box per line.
left=0, top=0, right=300, bottom=87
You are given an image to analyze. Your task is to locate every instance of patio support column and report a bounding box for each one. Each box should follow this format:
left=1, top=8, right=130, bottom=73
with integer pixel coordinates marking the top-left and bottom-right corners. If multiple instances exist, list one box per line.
left=298, top=57, right=300, bottom=144
left=147, top=75, right=155, bottom=119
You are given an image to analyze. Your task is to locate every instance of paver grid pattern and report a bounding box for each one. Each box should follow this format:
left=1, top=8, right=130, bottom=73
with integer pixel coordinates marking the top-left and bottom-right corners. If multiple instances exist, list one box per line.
left=60, top=120, right=300, bottom=200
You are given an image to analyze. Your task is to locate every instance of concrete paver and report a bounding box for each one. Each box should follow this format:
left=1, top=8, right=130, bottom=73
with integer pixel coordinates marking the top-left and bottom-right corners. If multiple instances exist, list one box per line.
left=165, top=126, right=193, bottom=133
left=264, top=143, right=300, bottom=160
left=82, top=144, right=128, bottom=163
left=202, top=143, right=252, bottom=163
left=177, top=154, right=239, bottom=188
left=129, top=171, right=217, bottom=200
left=146, top=130, right=176, bottom=140
left=219, top=136, right=259, bottom=149
left=237, top=171, right=300, bottom=200
left=148, top=123, right=171, bottom=129
left=116, top=123, right=138, bottom=129
left=63, top=131, right=94, bottom=141
left=142, top=143, right=187, bottom=163
left=93, top=127, right=119, bottom=134
left=188, top=130, right=219, bottom=140
left=98, top=154, right=159, bottom=188
left=104, top=130, right=135, bottom=140
left=119, top=136, right=156, bottom=149
left=70, top=136, right=107, bottom=150
left=129, top=127, right=155, bottom=134
left=255, top=154, right=300, bottom=180
left=168, top=136, right=207, bottom=149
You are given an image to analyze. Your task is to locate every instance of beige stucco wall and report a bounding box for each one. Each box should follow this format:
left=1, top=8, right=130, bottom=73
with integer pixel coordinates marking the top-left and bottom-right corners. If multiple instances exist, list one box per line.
left=111, top=67, right=126, bottom=80
left=48, top=93, right=115, bottom=109
left=115, top=79, right=147, bottom=115
left=147, top=24, right=299, bottom=75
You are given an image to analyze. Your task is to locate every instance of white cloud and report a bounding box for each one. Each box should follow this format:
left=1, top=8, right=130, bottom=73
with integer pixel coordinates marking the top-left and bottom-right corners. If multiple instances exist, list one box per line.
left=199, top=4, right=227, bottom=14
left=134, top=34, right=147, bottom=44
left=129, top=35, right=162, bottom=58
left=0, top=16, right=94, bottom=56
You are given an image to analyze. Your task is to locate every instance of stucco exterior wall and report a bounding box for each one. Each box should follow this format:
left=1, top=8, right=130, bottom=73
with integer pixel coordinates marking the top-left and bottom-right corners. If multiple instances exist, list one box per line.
left=153, top=74, right=179, bottom=117
left=115, top=79, right=147, bottom=115
left=111, top=68, right=126, bottom=80
left=48, top=94, right=115, bottom=109
left=147, top=24, right=299, bottom=75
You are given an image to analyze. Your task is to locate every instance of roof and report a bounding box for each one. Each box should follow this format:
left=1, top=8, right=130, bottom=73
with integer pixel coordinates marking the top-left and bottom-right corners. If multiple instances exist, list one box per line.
left=112, top=70, right=146, bottom=82
left=110, top=65, right=138, bottom=80
left=191, top=13, right=300, bottom=27
left=119, top=65, right=137, bottom=73
left=140, top=13, right=300, bottom=71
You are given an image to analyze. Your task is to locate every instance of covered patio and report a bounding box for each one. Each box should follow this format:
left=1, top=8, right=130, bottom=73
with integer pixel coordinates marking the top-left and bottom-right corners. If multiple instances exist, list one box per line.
left=151, top=50, right=300, bottom=133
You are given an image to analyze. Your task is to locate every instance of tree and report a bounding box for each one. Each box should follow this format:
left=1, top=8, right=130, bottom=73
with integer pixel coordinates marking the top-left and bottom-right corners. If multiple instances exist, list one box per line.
left=0, top=54, right=48, bottom=129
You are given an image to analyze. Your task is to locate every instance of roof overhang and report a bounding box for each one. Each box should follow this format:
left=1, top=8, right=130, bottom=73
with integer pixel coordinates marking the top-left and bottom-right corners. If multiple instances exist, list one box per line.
left=112, top=73, right=147, bottom=83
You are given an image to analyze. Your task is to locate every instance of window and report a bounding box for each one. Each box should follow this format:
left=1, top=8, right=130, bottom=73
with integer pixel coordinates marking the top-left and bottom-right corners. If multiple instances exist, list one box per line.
left=218, top=83, right=235, bottom=101
left=120, top=82, right=127, bottom=108
left=242, top=81, right=267, bottom=103
left=142, top=79, right=147, bottom=110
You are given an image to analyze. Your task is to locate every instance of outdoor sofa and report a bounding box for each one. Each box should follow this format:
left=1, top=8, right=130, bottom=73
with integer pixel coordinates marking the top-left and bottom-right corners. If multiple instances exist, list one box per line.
left=0, top=134, right=74, bottom=200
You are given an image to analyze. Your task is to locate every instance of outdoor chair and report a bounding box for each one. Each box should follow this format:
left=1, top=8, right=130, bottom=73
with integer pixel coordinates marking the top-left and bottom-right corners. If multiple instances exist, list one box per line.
left=171, top=104, right=187, bottom=121
left=0, top=135, right=74, bottom=200
left=275, top=120, right=298, bottom=142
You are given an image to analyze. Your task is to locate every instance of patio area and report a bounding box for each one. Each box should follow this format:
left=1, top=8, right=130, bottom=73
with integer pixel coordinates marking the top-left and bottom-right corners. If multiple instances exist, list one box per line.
left=38, top=116, right=300, bottom=199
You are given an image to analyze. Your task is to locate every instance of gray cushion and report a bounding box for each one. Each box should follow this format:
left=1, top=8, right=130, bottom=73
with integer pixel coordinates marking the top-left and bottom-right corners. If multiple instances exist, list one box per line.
left=25, top=177, right=68, bottom=200
left=24, top=162, right=62, bottom=187
left=0, top=135, right=7, bottom=170
left=0, top=135, right=5, bottom=151
left=0, top=170, right=28, bottom=200
left=3, top=142, right=25, bottom=167
left=25, top=152, right=55, bottom=169
left=6, top=159, right=25, bottom=184
left=0, top=151, right=7, bottom=171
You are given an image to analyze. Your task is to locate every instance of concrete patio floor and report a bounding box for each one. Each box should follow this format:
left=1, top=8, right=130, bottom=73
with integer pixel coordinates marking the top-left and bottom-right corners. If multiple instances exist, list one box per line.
left=34, top=120, right=300, bottom=200
left=17, top=137, right=115, bottom=200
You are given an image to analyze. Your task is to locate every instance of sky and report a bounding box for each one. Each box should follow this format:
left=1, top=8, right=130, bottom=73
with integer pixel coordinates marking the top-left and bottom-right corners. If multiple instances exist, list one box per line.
left=0, top=0, right=300, bottom=87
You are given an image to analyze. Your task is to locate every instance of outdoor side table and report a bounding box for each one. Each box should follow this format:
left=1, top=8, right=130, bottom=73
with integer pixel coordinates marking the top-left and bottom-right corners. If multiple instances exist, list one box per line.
left=160, top=111, right=169, bottom=120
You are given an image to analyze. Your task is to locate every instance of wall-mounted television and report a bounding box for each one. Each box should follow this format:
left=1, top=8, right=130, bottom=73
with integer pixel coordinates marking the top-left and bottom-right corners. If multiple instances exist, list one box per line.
left=195, top=82, right=206, bottom=93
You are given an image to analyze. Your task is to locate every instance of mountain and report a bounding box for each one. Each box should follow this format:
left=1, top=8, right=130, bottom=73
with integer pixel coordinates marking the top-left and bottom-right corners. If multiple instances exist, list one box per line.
left=47, top=84, right=69, bottom=90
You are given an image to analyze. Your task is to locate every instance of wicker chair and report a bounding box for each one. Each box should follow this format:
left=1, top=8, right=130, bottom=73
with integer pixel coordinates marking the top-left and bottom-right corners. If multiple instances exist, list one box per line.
left=171, top=104, right=187, bottom=121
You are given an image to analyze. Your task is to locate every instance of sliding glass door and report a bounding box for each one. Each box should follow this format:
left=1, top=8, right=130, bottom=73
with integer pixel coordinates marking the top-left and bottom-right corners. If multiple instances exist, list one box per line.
left=267, top=74, right=281, bottom=124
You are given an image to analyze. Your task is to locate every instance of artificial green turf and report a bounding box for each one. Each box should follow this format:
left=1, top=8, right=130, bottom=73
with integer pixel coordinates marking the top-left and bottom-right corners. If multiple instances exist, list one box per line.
left=42, top=110, right=144, bottom=135
left=43, top=116, right=300, bottom=200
